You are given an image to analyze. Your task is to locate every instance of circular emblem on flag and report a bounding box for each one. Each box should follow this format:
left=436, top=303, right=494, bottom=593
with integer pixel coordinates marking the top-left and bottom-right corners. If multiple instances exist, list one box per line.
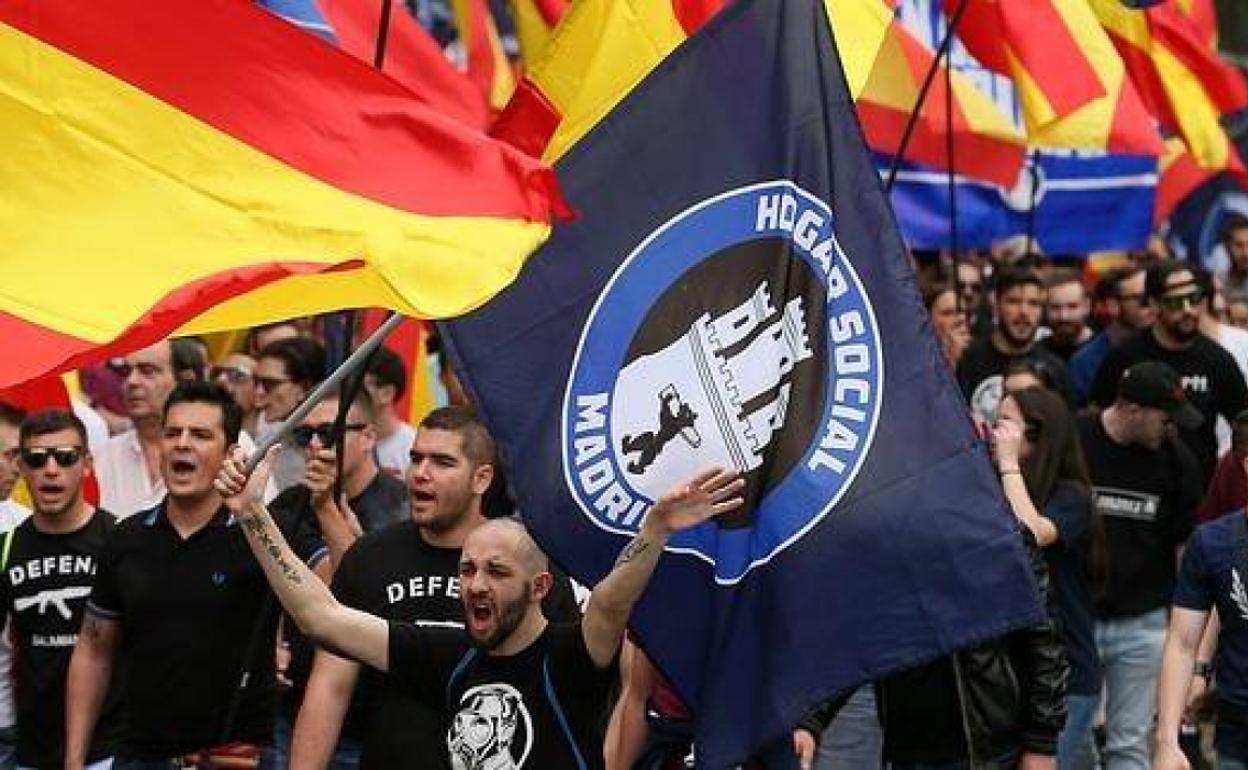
left=561, top=181, right=884, bottom=584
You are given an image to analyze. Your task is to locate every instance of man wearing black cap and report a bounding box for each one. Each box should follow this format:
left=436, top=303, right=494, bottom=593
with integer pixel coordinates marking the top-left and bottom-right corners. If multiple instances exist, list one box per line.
left=1077, top=361, right=1204, bottom=770
left=1090, top=260, right=1248, bottom=485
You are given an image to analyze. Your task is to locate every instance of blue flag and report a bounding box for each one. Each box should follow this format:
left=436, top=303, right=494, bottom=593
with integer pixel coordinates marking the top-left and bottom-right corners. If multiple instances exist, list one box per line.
left=886, top=151, right=1158, bottom=252
left=1167, top=172, right=1248, bottom=272
left=441, top=0, right=1044, bottom=765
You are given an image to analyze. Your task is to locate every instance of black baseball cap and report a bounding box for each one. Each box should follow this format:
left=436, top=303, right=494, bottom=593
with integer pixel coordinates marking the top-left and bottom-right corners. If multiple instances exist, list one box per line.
left=1117, top=361, right=1203, bottom=430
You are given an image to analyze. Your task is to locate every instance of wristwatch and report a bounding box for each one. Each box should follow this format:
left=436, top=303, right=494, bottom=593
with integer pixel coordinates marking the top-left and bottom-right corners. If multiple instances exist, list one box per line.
left=1194, top=660, right=1214, bottom=679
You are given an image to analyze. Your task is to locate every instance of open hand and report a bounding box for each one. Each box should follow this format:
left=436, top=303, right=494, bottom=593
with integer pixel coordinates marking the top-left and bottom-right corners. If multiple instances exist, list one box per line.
left=643, top=468, right=744, bottom=537
left=215, top=445, right=278, bottom=513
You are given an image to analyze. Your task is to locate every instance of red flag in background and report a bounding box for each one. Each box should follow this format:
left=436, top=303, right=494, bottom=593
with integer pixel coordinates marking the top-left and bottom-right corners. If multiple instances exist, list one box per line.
left=951, top=0, right=1105, bottom=124
left=317, top=0, right=491, bottom=128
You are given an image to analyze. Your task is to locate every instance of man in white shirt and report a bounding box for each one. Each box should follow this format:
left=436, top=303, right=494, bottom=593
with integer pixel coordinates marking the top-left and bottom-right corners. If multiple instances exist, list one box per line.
left=92, top=339, right=202, bottom=518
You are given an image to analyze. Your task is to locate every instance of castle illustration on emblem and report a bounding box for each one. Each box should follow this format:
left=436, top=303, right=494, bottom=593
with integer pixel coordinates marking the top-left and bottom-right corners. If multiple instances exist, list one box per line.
left=562, top=180, right=882, bottom=582
left=613, top=280, right=813, bottom=502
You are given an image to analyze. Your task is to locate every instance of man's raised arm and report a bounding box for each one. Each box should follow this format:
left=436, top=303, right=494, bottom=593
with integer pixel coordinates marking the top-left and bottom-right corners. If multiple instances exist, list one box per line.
left=216, top=446, right=390, bottom=672
left=582, top=468, right=744, bottom=667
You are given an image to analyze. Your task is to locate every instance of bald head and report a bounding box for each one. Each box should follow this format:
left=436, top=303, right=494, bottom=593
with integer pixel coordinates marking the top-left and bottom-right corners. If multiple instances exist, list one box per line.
left=465, top=518, right=549, bottom=577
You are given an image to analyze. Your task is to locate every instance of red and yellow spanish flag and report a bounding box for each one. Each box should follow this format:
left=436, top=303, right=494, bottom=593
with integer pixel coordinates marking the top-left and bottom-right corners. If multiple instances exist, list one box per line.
left=1091, top=0, right=1246, bottom=170
left=314, top=0, right=490, bottom=128
left=508, top=0, right=570, bottom=65
left=949, top=0, right=1105, bottom=130
left=493, top=0, right=894, bottom=164
left=449, top=0, right=517, bottom=111
left=0, top=0, right=562, bottom=390
left=855, top=19, right=1026, bottom=187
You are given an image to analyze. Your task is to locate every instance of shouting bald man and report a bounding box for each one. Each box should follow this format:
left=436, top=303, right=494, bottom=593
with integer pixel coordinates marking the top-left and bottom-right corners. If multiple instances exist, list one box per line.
left=216, top=445, right=743, bottom=770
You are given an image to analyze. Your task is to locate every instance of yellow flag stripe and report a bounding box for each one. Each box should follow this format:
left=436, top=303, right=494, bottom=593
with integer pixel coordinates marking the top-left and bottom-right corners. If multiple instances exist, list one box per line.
left=1, top=21, right=549, bottom=344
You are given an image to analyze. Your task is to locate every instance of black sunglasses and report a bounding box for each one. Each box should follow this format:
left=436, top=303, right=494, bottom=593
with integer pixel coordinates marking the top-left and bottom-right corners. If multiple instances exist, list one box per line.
left=210, top=366, right=253, bottom=385
left=291, top=423, right=367, bottom=448
left=20, top=447, right=84, bottom=468
left=1158, top=291, right=1205, bottom=312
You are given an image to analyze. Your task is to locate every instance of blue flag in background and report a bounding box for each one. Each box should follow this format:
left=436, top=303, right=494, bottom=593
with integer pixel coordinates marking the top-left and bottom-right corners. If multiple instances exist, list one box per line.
left=886, top=151, right=1158, bottom=252
left=441, top=0, right=1044, bottom=765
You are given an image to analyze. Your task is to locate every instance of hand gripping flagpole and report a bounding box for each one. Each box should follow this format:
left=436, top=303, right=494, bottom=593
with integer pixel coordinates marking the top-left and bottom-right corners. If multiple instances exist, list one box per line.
left=244, top=312, right=404, bottom=473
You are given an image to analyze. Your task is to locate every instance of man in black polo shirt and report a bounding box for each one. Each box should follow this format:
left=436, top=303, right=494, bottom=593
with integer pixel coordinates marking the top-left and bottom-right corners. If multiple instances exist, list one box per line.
left=217, top=446, right=743, bottom=770
left=65, top=382, right=326, bottom=770
left=0, top=409, right=119, bottom=770
left=1090, top=260, right=1248, bottom=485
left=1078, top=362, right=1204, bottom=770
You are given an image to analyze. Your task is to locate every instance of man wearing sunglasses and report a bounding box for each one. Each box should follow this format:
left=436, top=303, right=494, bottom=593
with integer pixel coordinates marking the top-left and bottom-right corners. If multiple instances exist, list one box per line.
left=1090, top=261, right=1248, bottom=486
left=0, top=409, right=120, bottom=770
left=266, top=389, right=408, bottom=768
left=211, top=354, right=261, bottom=439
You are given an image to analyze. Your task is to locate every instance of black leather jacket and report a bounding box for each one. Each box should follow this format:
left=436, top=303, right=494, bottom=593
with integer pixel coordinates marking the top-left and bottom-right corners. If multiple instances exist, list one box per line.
left=801, top=533, right=1068, bottom=765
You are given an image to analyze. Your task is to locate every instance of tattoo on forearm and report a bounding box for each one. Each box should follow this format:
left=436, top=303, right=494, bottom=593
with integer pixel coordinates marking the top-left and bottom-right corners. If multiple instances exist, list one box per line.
left=243, top=515, right=303, bottom=585
left=83, top=615, right=101, bottom=640
left=615, top=536, right=651, bottom=568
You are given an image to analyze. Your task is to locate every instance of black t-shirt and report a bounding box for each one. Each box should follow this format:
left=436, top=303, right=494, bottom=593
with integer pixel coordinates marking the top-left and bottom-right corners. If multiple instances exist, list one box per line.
left=0, top=510, right=120, bottom=768
left=325, top=520, right=582, bottom=770
left=1040, top=482, right=1100, bottom=695
left=388, top=621, right=616, bottom=770
left=87, top=502, right=324, bottom=759
left=956, top=336, right=1074, bottom=422
left=1077, top=412, right=1200, bottom=618
left=271, top=473, right=409, bottom=712
left=1088, top=329, right=1248, bottom=484
left=1173, top=513, right=1248, bottom=706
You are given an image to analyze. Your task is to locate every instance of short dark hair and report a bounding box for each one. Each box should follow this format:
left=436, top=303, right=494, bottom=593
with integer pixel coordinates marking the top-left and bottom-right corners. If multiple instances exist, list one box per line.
left=171, top=337, right=208, bottom=382
left=163, top=382, right=242, bottom=445
left=992, top=265, right=1043, bottom=296
left=259, top=337, right=325, bottom=390
left=419, top=406, right=495, bottom=468
left=1096, top=265, right=1145, bottom=302
left=20, top=409, right=87, bottom=448
left=1145, top=260, right=1197, bottom=300
left=1223, top=214, right=1248, bottom=246
left=320, top=385, right=376, bottom=424
left=0, top=402, right=26, bottom=431
left=1046, top=268, right=1085, bottom=295
left=921, top=281, right=955, bottom=311
left=366, top=346, right=408, bottom=400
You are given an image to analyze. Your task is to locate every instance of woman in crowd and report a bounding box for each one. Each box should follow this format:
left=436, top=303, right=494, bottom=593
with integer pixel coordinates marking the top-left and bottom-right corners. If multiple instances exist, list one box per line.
left=997, top=388, right=1102, bottom=770
left=924, top=282, right=971, bottom=368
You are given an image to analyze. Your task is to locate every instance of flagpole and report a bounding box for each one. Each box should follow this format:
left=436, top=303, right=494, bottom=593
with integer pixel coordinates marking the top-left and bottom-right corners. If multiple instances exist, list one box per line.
left=373, top=0, right=394, bottom=67
left=944, top=23, right=959, bottom=268
left=246, top=313, right=405, bottom=473
left=884, top=0, right=972, bottom=193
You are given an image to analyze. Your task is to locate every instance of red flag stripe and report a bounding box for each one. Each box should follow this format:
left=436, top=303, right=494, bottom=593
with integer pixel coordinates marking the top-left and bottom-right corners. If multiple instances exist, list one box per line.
left=0, top=0, right=551, bottom=219
left=0, top=262, right=354, bottom=391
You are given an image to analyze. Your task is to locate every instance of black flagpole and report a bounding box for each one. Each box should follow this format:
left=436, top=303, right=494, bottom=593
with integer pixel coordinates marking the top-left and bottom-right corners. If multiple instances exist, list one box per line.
left=884, top=0, right=972, bottom=193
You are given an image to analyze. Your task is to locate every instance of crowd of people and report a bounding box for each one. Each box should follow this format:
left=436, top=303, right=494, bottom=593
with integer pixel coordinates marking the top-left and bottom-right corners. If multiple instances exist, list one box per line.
left=6, top=221, right=1248, bottom=770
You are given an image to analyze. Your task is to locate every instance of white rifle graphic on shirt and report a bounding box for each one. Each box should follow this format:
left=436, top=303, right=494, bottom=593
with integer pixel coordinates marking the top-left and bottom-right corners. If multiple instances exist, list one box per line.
left=14, top=586, right=91, bottom=620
